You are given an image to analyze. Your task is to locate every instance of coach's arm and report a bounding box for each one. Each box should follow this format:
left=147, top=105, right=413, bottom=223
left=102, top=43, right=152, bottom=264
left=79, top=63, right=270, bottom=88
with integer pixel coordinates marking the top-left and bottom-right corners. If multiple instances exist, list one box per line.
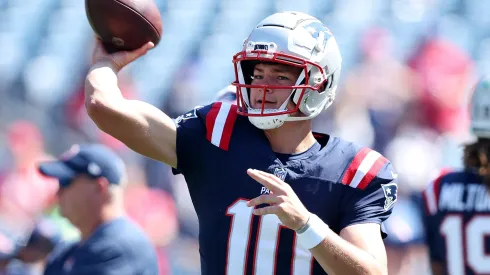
left=85, top=41, right=178, bottom=168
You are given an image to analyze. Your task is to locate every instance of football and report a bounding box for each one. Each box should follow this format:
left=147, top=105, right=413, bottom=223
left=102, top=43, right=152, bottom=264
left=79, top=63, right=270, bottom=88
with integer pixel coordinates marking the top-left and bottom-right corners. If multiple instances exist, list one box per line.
left=85, top=0, right=163, bottom=53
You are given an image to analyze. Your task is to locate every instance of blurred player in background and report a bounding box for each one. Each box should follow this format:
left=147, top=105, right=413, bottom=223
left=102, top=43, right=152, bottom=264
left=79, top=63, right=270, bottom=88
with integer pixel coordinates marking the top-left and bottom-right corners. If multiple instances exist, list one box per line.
left=37, top=144, right=159, bottom=275
left=0, top=121, right=59, bottom=249
left=85, top=11, right=398, bottom=275
left=422, top=76, right=490, bottom=275
left=0, top=217, right=61, bottom=275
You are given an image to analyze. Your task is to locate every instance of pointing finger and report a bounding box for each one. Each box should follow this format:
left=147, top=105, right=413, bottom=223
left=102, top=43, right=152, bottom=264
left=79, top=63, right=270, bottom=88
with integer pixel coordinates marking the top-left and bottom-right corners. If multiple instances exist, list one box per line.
left=253, top=169, right=286, bottom=185
left=247, top=169, right=283, bottom=193
left=247, top=194, right=283, bottom=207
left=253, top=205, right=280, bottom=216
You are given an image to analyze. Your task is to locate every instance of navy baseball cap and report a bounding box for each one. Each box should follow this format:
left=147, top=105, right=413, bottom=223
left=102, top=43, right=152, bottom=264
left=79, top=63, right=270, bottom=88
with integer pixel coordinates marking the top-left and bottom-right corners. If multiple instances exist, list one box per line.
left=38, top=144, right=126, bottom=187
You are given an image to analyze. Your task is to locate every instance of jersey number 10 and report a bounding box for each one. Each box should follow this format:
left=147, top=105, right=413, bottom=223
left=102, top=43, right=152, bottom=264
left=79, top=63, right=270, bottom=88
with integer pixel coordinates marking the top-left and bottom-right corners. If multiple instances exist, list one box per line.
left=226, top=199, right=313, bottom=275
left=440, top=214, right=490, bottom=274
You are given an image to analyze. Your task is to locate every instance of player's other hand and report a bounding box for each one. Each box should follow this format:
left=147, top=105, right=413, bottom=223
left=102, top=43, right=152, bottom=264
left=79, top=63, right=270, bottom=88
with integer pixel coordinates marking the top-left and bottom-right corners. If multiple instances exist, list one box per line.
left=246, top=169, right=310, bottom=231
left=91, top=38, right=154, bottom=72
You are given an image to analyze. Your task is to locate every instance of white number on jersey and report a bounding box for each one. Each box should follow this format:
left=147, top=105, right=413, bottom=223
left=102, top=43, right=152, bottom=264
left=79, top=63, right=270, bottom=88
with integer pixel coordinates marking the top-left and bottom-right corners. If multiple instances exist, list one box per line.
left=440, top=214, right=490, bottom=274
left=226, top=199, right=313, bottom=275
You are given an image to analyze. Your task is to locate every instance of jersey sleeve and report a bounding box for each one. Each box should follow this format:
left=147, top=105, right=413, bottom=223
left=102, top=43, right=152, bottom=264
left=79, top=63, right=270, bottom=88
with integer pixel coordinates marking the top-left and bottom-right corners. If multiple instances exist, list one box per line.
left=421, top=191, right=442, bottom=262
left=421, top=171, right=447, bottom=262
left=172, top=104, right=208, bottom=176
left=172, top=102, right=238, bottom=176
left=339, top=158, right=398, bottom=238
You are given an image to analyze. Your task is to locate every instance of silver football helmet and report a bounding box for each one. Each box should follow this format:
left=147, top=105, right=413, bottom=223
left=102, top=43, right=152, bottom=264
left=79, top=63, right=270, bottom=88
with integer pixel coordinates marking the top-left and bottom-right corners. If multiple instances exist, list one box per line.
left=232, top=11, right=342, bottom=129
left=471, top=75, right=490, bottom=138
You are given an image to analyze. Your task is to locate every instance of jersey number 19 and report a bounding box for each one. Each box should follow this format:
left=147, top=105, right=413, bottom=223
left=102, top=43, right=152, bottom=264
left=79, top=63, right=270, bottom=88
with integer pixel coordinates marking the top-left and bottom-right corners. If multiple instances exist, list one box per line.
left=440, top=214, right=490, bottom=274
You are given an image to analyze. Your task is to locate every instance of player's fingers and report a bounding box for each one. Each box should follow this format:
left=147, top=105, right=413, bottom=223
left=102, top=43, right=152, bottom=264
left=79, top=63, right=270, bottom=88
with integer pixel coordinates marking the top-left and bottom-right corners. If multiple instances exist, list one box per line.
left=253, top=170, right=287, bottom=185
left=249, top=169, right=288, bottom=191
left=145, top=41, right=155, bottom=50
left=253, top=205, right=280, bottom=216
left=247, top=169, right=282, bottom=193
left=246, top=194, right=282, bottom=207
left=109, top=42, right=153, bottom=69
left=120, top=42, right=154, bottom=64
left=131, top=42, right=155, bottom=58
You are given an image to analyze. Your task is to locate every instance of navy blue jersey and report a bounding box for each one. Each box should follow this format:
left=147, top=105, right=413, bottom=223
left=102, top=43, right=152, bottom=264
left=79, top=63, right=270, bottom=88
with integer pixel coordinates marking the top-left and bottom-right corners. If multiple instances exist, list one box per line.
left=43, top=218, right=158, bottom=275
left=422, top=169, right=490, bottom=275
left=173, top=102, right=398, bottom=275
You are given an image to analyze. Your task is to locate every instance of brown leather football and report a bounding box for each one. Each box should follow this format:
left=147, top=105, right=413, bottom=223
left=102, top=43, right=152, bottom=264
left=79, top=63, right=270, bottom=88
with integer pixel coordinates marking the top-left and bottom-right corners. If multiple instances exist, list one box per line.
left=85, top=0, right=162, bottom=53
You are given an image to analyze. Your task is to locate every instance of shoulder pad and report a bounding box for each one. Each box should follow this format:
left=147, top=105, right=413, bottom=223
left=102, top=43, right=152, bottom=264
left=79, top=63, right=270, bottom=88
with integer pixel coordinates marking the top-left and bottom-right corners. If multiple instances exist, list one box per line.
left=422, top=168, right=453, bottom=215
left=341, top=147, right=392, bottom=190
left=204, top=102, right=238, bottom=151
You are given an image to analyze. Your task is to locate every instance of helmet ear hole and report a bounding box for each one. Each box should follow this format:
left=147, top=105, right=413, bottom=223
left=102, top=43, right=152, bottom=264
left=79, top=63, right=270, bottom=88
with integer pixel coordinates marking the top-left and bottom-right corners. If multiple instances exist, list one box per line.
left=318, top=83, right=327, bottom=94
left=316, top=74, right=333, bottom=94
left=327, top=74, right=334, bottom=89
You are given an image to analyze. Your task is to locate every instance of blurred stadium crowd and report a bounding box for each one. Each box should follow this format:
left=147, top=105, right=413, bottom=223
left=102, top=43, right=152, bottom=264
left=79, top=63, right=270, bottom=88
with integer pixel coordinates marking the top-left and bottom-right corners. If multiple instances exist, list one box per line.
left=0, top=0, right=489, bottom=274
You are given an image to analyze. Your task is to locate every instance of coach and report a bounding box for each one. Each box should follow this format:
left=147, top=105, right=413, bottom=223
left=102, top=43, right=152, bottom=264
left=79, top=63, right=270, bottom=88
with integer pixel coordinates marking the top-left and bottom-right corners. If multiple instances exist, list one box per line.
left=38, top=144, right=158, bottom=275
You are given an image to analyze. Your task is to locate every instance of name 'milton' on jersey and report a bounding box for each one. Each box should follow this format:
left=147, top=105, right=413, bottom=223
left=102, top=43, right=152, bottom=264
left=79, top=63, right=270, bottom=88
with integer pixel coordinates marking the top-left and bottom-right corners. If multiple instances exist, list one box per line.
left=422, top=169, right=490, bottom=275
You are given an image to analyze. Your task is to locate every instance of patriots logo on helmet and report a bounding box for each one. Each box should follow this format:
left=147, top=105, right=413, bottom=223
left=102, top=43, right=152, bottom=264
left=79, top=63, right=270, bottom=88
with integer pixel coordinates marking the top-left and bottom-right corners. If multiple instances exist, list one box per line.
left=302, top=21, right=332, bottom=51
left=382, top=183, right=398, bottom=211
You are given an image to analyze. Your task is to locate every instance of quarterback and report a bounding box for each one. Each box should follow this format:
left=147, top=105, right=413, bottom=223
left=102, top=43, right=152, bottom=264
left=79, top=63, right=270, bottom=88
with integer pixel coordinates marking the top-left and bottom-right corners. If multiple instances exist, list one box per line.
left=85, top=11, right=398, bottom=275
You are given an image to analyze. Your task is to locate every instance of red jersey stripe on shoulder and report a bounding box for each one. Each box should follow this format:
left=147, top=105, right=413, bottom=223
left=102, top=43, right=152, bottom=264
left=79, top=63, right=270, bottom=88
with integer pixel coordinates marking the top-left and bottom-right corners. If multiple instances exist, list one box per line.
left=205, top=102, right=222, bottom=142
left=206, top=102, right=236, bottom=151
left=423, top=169, right=451, bottom=215
left=341, top=147, right=372, bottom=185
left=356, top=155, right=389, bottom=190
left=219, top=104, right=238, bottom=150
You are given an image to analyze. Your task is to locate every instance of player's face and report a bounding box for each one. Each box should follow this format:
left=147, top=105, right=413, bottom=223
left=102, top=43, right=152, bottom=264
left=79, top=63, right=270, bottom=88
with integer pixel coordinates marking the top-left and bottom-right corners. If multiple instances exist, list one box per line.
left=249, top=63, right=302, bottom=110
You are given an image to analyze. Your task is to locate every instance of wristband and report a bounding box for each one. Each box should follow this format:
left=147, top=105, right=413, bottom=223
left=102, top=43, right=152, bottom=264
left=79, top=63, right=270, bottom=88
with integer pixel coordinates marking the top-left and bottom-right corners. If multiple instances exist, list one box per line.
left=296, top=214, right=329, bottom=249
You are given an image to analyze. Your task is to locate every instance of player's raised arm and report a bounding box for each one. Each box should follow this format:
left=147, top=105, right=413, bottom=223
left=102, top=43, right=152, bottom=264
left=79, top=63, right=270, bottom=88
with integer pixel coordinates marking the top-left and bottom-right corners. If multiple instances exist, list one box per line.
left=84, top=40, right=178, bottom=168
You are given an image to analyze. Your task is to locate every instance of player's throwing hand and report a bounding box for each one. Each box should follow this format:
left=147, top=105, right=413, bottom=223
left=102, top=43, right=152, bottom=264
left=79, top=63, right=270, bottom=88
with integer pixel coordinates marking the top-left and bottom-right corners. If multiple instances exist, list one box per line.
left=246, top=169, right=311, bottom=231
left=91, top=38, right=154, bottom=72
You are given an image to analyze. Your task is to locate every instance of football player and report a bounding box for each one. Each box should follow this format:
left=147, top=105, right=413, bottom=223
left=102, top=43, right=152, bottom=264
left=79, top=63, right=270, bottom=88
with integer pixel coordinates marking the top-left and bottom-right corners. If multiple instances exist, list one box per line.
left=422, top=76, right=490, bottom=275
left=85, top=11, right=398, bottom=275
